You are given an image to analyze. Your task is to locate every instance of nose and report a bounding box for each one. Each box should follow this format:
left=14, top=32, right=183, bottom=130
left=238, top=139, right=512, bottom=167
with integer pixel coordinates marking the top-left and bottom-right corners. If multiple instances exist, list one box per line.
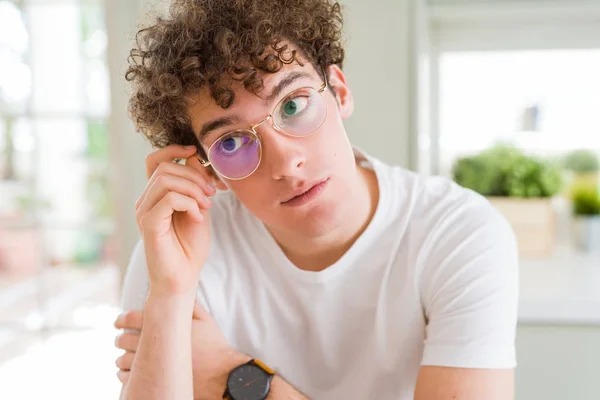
left=257, top=124, right=306, bottom=180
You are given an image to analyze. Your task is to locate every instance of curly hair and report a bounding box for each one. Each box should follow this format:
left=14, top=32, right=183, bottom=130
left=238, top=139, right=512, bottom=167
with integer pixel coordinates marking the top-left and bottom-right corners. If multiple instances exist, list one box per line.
left=125, top=0, right=346, bottom=150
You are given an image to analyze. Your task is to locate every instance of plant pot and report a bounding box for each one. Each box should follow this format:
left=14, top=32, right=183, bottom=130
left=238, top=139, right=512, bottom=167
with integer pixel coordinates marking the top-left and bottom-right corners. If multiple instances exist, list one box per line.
left=487, top=197, right=556, bottom=258
left=572, top=215, right=600, bottom=253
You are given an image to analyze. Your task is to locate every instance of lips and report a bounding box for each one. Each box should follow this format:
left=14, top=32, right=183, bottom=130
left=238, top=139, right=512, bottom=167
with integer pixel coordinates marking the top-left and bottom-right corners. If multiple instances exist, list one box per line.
left=281, top=178, right=329, bottom=206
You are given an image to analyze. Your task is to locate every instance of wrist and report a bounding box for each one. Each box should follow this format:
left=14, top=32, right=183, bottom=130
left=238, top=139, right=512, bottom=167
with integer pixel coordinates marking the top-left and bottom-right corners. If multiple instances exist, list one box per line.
left=148, top=280, right=198, bottom=299
left=208, top=350, right=252, bottom=399
left=145, top=288, right=196, bottom=320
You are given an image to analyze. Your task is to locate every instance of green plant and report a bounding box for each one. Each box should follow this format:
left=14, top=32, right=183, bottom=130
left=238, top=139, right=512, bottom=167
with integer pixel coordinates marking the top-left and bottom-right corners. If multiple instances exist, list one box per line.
left=505, top=157, right=563, bottom=198
left=563, top=149, right=599, bottom=174
left=572, top=184, right=600, bottom=216
left=452, top=144, right=563, bottom=198
left=450, top=156, right=500, bottom=196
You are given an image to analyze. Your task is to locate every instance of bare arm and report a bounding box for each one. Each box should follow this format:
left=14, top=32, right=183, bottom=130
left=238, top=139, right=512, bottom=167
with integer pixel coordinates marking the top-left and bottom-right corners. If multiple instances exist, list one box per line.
left=414, top=366, right=514, bottom=400
left=120, top=290, right=196, bottom=400
left=267, top=377, right=311, bottom=399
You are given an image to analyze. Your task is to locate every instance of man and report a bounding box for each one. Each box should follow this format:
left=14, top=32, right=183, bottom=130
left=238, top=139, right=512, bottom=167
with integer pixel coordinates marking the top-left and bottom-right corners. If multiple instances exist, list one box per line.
left=113, top=0, right=519, bottom=399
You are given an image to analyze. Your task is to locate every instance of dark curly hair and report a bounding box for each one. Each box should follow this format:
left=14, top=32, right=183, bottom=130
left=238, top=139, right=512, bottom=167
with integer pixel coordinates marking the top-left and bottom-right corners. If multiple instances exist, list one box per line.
left=125, top=0, right=346, bottom=150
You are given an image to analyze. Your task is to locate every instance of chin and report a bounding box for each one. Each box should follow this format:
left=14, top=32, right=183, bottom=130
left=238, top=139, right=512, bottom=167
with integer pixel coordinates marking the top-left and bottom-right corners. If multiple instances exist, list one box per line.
left=282, top=197, right=345, bottom=238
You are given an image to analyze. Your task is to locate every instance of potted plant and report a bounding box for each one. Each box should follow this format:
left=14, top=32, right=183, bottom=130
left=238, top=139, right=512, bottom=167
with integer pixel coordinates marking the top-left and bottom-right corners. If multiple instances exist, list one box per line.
left=562, top=149, right=599, bottom=199
left=571, top=183, right=600, bottom=253
left=452, top=144, right=563, bottom=257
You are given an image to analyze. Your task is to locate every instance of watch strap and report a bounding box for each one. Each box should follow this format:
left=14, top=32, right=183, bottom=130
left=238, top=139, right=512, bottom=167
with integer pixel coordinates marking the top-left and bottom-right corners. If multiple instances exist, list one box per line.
left=251, top=359, right=276, bottom=376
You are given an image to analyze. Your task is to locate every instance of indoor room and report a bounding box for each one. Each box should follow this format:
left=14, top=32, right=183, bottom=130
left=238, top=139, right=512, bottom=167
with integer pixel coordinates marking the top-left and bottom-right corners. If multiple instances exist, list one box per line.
left=1, top=0, right=599, bottom=399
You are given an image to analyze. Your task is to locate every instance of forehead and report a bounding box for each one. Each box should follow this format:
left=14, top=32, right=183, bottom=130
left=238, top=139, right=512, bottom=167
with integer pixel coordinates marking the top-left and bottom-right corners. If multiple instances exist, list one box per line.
left=187, top=62, right=319, bottom=135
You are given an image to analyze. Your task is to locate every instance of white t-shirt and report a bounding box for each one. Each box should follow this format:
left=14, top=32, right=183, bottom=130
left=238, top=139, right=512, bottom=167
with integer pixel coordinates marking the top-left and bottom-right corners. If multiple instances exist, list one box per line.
left=120, top=149, right=519, bottom=400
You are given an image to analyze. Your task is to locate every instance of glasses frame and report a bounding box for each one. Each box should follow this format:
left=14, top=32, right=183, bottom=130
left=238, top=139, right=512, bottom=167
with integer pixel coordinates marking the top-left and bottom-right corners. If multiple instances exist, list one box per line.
left=196, top=68, right=329, bottom=180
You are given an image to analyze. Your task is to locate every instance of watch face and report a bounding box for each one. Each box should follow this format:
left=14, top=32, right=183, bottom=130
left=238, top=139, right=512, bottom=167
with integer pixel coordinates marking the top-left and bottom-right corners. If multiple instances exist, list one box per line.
left=227, top=363, right=270, bottom=400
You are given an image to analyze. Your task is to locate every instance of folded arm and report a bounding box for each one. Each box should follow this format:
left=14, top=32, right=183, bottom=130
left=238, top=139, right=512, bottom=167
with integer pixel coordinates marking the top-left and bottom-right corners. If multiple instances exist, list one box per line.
left=118, top=290, right=311, bottom=400
left=119, top=291, right=196, bottom=400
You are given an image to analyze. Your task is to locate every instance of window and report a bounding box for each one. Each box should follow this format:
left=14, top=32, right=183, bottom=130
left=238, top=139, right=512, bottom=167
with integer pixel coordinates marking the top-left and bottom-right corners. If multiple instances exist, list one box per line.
left=437, top=49, right=600, bottom=175
left=0, top=0, right=117, bottom=332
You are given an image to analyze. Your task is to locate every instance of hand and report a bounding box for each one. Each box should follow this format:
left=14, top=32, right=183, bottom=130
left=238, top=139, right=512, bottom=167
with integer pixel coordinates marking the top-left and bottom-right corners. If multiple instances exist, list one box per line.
left=136, top=144, right=216, bottom=295
left=114, top=300, right=251, bottom=400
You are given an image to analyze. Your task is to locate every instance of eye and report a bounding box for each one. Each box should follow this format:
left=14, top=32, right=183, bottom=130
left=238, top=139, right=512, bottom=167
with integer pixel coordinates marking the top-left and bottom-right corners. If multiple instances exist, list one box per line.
left=218, top=135, right=245, bottom=154
left=281, top=95, right=309, bottom=117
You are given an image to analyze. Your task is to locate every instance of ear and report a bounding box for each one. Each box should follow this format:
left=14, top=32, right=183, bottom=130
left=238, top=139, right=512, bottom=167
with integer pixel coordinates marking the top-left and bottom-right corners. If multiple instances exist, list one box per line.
left=326, top=64, right=354, bottom=119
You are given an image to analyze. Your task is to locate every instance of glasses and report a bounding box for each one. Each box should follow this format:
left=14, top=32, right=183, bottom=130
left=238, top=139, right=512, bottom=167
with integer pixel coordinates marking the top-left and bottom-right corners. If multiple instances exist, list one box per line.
left=196, top=73, right=328, bottom=180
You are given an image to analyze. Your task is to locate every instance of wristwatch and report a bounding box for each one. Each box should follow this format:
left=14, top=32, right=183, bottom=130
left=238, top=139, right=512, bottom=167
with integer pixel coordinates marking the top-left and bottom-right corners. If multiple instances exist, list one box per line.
left=223, top=358, right=275, bottom=400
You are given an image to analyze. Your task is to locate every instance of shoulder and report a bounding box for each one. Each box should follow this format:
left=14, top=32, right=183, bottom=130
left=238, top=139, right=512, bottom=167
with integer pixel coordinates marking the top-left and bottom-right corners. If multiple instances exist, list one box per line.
left=415, top=174, right=516, bottom=257
left=387, top=165, right=515, bottom=248
left=374, top=158, right=517, bottom=283
left=408, top=175, right=519, bottom=313
left=360, top=149, right=515, bottom=255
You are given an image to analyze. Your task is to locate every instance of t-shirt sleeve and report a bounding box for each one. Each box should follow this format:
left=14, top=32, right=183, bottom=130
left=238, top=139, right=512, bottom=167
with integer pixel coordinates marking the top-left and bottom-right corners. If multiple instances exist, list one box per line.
left=119, top=239, right=150, bottom=313
left=419, top=193, right=519, bottom=369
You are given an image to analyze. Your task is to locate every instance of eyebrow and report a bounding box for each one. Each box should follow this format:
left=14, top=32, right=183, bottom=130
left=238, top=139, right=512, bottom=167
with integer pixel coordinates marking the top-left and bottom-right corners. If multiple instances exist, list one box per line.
left=196, top=71, right=314, bottom=139
left=263, top=71, right=313, bottom=104
left=198, top=114, right=244, bottom=139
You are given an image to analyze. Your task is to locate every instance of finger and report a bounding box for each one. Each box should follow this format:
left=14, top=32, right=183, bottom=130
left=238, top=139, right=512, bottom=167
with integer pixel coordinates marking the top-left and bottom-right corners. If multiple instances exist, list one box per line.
left=140, top=192, right=205, bottom=232
left=114, top=310, right=143, bottom=330
left=137, top=174, right=212, bottom=219
left=115, top=351, right=135, bottom=371
left=143, top=160, right=217, bottom=202
left=192, top=300, right=211, bottom=320
left=117, top=370, right=130, bottom=385
left=145, top=145, right=198, bottom=180
left=114, top=333, right=140, bottom=352
left=136, top=161, right=217, bottom=210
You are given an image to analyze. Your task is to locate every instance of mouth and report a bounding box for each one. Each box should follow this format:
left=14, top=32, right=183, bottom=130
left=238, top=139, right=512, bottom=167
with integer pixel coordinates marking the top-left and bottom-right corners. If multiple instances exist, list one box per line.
left=281, top=178, right=330, bottom=207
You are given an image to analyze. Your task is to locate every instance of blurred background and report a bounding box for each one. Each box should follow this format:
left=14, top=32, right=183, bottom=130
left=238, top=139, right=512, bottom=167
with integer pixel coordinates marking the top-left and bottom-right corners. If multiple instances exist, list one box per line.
left=0, top=0, right=599, bottom=399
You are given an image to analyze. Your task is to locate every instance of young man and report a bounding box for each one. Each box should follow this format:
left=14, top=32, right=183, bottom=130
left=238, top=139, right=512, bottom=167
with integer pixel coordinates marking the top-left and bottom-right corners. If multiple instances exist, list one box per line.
left=113, top=0, right=519, bottom=399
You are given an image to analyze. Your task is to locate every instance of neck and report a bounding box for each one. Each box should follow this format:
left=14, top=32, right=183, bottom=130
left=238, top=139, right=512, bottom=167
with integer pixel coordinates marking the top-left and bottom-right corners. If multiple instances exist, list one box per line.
left=269, top=163, right=379, bottom=272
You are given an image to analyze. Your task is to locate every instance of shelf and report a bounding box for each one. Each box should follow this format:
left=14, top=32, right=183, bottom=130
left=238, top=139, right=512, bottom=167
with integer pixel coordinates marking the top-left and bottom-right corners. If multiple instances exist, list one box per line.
left=519, top=246, right=600, bottom=326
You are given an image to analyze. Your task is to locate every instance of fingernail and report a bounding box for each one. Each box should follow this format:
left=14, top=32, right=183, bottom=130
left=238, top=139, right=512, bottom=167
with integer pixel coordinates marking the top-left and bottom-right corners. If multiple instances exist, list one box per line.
left=207, top=183, right=216, bottom=193
left=185, top=145, right=196, bottom=150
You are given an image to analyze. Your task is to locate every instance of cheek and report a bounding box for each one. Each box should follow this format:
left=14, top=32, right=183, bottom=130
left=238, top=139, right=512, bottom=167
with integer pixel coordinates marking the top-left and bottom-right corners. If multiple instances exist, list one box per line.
left=313, top=118, right=350, bottom=160
left=224, top=178, right=271, bottom=211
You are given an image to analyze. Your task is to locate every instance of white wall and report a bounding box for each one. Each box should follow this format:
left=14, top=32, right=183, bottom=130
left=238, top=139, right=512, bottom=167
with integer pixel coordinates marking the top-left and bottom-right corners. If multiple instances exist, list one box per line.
left=340, top=0, right=428, bottom=170
left=105, top=0, right=155, bottom=290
